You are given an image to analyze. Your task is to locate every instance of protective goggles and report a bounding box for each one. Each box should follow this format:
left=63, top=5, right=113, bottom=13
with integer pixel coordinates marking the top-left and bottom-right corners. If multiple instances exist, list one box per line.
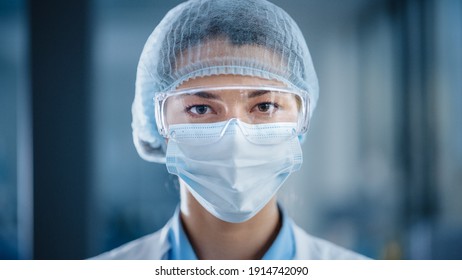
left=154, top=85, right=311, bottom=140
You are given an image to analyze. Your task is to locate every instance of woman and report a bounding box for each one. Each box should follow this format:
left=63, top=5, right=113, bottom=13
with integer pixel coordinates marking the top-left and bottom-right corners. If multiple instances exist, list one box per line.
left=93, top=0, right=366, bottom=260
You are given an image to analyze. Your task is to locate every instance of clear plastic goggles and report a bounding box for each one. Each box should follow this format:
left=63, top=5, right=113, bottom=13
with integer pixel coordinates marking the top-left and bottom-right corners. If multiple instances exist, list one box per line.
left=154, top=85, right=310, bottom=140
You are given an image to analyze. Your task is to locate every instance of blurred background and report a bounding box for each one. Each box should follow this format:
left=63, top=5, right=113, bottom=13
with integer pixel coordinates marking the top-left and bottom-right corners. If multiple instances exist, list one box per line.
left=1, top=0, right=461, bottom=259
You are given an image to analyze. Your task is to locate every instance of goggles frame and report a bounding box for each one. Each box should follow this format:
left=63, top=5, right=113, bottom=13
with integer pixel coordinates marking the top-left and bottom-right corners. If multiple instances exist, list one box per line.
left=154, top=85, right=311, bottom=138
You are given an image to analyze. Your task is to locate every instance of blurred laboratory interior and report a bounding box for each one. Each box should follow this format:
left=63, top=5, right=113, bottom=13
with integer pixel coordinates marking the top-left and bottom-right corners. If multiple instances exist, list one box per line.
left=1, top=0, right=461, bottom=259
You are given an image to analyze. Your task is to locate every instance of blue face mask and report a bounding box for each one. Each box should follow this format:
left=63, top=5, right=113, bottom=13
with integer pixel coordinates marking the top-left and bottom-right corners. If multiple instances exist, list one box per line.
left=165, top=119, right=303, bottom=223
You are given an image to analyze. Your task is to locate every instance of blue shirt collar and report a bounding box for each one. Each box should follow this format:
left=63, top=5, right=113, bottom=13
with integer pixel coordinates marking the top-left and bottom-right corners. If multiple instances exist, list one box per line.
left=167, top=205, right=295, bottom=260
left=167, top=207, right=198, bottom=260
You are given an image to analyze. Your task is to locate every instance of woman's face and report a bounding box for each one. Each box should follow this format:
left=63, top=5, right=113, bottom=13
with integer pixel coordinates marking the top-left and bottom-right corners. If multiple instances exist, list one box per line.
left=164, top=75, right=300, bottom=127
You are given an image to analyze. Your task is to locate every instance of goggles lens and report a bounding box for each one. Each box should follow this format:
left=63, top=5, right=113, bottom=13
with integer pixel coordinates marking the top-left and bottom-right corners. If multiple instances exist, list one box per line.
left=154, top=85, right=310, bottom=139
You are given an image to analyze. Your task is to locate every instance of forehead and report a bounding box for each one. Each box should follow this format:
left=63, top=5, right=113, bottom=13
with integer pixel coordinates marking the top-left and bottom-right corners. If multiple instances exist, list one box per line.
left=176, top=74, right=286, bottom=90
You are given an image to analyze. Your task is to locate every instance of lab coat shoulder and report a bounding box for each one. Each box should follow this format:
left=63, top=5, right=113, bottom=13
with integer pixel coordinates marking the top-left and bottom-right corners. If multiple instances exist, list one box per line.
left=292, top=223, right=369, bottom=260
left=90, top=220, right=171, bottom=260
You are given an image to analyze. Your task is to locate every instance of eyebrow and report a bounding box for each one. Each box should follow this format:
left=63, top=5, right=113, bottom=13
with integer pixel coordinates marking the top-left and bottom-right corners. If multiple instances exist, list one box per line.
left=248, top=90, right=270, bottom=98
left=193, top=91, right=222, bottom=100
left=191, top=89, right=271, bottom=99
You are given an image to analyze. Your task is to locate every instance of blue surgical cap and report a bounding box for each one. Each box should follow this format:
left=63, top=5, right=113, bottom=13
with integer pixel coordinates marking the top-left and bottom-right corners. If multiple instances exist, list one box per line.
left=132, top=0, right=319, bottom=163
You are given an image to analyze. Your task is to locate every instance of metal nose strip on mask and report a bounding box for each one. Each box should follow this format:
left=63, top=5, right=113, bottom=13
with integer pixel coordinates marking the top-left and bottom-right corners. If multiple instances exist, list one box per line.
left=169, top=119, right=247, bottom=141
left=168, top=120, right=298, bottom=145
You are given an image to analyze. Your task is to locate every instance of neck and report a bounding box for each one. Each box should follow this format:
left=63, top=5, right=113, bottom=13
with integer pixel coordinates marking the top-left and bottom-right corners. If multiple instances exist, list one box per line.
left=179, top=182, right=281, bottom=260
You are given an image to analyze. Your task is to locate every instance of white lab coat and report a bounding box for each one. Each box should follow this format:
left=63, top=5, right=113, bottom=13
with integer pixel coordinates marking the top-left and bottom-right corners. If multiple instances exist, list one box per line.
left=91, top=217, right=368, bottom=260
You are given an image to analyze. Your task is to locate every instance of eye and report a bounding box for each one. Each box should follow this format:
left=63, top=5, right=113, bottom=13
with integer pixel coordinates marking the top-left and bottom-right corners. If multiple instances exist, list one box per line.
left=256, top=102, right=278, bottom=113
left=187, top=104, right=212, bottom=115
